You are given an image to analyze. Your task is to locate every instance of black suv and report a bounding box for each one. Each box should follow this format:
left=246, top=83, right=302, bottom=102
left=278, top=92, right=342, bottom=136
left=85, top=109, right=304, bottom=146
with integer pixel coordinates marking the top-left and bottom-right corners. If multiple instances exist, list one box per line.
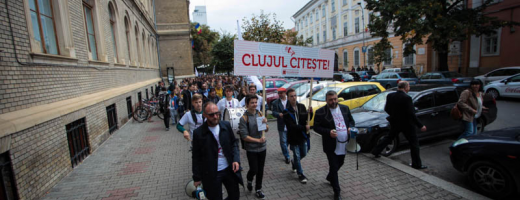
left=351, top=85, right=497, bottom=156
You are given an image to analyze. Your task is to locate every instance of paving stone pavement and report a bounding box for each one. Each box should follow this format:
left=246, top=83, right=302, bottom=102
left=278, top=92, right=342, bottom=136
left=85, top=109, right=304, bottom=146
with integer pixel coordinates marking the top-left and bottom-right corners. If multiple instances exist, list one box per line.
left=41, top=118, right=465, bottom=200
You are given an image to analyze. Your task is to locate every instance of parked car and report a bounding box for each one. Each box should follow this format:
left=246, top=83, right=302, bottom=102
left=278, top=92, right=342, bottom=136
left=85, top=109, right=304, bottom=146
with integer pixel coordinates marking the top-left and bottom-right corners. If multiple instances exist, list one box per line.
left=348, top=72, right=362, bottom=81
left=418, top=71, right=473, bottom=87
left=382, top=67, right=414, bottom=73
left=264, top=78, right=288, bottom=94
left=474, top=66, right=520, bottom=85
left=450, top=127, right=520, bottom=199
left=351, top=85, right=497, bottom=156
left=357, top=71, right=377, bottom=81
left=294, top=81, right=341, bottom=102
left=266, top=80, right=309, bottom=109
left=484, top=74, right=520, bottom=99
left=369, top=72, right=419, bottom=89
left=301, top=82, right=386, bottom=126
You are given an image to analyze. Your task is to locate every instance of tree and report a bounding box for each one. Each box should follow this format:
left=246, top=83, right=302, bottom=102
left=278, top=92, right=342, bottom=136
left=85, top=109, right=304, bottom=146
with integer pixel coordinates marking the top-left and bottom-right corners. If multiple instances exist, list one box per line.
left=190, top=23, right=219, bottom=71
left=281, top=29, right=313, bottom=46
left=366, top=0, right=519, bottom=71
left=242, top=12, right=286, bottom=43
left=211, top=33, right=236, bottom=73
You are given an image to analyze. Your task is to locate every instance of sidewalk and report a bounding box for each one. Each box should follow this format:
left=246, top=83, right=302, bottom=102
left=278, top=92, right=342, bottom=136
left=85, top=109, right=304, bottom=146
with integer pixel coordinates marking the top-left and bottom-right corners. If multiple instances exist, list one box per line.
left=41, top=119, right=472, bottom=200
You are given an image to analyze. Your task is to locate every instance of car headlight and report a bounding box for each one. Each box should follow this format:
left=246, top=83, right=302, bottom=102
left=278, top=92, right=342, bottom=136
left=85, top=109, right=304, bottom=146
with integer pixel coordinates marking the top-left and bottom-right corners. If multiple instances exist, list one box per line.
left=356, top=127, right=369, bottom=134
left=451, top=138, right=468, bottom=147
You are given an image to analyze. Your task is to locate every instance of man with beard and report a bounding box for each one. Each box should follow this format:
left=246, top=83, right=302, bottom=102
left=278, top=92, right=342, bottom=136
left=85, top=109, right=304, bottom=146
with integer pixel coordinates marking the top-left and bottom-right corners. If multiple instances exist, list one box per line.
left=313, top=91, right=355, bottom=200
left=192, top=102, right=242, bottom=200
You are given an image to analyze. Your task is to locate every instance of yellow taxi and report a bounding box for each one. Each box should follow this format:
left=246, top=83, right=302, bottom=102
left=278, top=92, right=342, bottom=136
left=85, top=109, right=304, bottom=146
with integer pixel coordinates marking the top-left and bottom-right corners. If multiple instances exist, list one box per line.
left=299, top=82, right=386, bottom=126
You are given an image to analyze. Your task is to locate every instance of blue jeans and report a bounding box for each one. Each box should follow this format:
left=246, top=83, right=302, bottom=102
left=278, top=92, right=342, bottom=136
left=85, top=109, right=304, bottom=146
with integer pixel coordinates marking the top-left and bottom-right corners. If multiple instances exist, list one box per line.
left=278, top=131, right=290, bottom=160
left=290, top=142, right=307, bottom=175
left=459, top=119, right=477, bottom=139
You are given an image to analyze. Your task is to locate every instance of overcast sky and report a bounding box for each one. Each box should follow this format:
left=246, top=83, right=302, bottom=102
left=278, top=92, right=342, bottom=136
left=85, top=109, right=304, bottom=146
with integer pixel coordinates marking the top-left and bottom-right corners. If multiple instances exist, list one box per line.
left=188, top=0, right=309, bottom=35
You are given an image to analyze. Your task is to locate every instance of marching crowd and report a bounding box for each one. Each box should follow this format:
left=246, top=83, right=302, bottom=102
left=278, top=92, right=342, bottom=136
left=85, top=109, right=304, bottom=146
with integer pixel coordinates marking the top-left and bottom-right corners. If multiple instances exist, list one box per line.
left=154, top=75, right=428, bottom=200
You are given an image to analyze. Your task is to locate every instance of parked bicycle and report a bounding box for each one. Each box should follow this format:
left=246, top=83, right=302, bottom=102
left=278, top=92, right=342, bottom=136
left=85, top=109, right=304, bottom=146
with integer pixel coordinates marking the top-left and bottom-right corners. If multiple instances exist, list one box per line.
left=132, top=97, right=163, bottom=122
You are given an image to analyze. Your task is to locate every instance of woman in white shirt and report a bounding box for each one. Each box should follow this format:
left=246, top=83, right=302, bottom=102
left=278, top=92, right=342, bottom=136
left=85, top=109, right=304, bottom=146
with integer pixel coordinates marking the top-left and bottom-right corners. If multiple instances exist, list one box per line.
left=217, top=85, right=241, bottom=117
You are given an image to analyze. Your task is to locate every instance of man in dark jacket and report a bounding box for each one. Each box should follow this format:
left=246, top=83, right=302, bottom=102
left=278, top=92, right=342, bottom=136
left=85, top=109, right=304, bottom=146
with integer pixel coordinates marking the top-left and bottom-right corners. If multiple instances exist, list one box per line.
left=314, top=90, right=355, bottom=200
left=283, top=88, right=312, bottom=184
left=192, top=102, right=242, bottom=200
left=371, top=81, right=428, bottom=169
left=271, top=87, right=291, bottom=164
left=159, top=87, right=171, bottom=131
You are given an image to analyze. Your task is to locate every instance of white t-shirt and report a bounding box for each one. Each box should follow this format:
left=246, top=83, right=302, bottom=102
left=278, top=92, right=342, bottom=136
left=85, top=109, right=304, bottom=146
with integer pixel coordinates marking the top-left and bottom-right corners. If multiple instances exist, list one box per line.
left=208, top=124, right=229, bottom=171
left=179, top=111, right=204, bottom=137
left=330, top=107, right=348, bottom=155
left=217, top=98, right=240, bottom=117
left=281, top=98, right=287, bottom=131
left=240, top=95, right=266, bottom=111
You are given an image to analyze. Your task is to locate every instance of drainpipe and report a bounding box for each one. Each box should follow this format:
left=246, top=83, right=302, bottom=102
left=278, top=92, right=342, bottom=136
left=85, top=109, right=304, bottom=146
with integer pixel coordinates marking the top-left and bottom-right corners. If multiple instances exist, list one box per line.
left=153, top=0, right=163, bottom=82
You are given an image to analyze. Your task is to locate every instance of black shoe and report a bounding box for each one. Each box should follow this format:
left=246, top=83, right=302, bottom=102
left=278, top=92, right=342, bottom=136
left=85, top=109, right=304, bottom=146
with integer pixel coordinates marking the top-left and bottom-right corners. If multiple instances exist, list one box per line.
left=285, top=157, right=290, bottom=164
left=334, top=194, right=342, bottom=200
left=247, top=181, right=253, bottom=192
left=299, top=174, right=308, bottom=184
left=255, top=190, right=265, bottom=199
left=371, top=152, right=381, bottom=158
left=326, top=175, right=331, bottom=185
left=410, top=164, right=428, bottom=169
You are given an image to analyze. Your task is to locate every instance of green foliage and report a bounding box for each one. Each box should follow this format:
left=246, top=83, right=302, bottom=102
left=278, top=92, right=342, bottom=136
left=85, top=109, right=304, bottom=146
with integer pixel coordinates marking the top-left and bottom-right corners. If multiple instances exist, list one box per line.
left=366, top=0, right=519, bottom=71
left=211, top=33, right=236, bottom=73
left=190, top=23, right=220, bottom=69
left=242, top=11, right=286, bottom=43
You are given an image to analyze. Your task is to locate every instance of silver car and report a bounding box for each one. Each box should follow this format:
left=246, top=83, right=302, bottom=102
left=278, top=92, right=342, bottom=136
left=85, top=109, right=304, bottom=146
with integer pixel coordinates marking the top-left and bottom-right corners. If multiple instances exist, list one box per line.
left=474, top=66, right=520, bottom=85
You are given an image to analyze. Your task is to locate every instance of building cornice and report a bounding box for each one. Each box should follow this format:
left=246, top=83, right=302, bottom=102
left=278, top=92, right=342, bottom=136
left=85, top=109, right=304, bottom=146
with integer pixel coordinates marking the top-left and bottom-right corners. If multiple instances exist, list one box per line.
left=293, top=0, right=321, bottom=18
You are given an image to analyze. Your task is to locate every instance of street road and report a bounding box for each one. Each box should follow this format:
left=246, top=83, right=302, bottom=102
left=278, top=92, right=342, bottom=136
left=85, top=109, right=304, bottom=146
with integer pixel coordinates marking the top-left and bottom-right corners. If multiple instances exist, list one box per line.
left=388, top=97, right=520, bottom=198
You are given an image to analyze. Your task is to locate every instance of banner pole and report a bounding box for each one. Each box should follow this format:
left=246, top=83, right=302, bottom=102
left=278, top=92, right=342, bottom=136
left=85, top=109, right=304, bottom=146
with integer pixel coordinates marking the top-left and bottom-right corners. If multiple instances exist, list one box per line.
left=307, top=77, right=313, bottom=133
left=262, top=76, right=266, bottom=138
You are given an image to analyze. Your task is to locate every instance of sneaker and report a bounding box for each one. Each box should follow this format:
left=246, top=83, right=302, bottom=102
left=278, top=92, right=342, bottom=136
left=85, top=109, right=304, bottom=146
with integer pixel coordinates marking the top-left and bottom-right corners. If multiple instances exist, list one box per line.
left=166, top=127, right=169, bottom=131
left=299, top=174, right=308, bottom=184
left=255, top=190, right=265, bottom=199
left=247, top=181, right=253, bottom=192
left=291, top=160, right=296, bottom=173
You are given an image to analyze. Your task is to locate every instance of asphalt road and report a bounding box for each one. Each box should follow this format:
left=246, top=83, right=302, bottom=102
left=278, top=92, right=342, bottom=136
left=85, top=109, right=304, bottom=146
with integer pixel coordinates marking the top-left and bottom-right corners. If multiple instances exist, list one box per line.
left=388, top=97, right=520, bottom=199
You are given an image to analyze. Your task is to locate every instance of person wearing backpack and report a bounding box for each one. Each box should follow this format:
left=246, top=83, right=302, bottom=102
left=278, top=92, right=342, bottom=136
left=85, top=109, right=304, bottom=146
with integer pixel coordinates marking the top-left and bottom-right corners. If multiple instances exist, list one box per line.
left=177, top=94, right=205, bottom=145
left=283, top=88, right=313, bottom=184
left=239, top=94, right=268, bottom=199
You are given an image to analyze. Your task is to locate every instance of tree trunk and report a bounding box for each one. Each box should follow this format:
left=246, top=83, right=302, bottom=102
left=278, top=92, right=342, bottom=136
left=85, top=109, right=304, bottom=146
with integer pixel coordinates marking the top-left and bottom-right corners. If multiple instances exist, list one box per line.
left=437, top=44, right=449, bottom=72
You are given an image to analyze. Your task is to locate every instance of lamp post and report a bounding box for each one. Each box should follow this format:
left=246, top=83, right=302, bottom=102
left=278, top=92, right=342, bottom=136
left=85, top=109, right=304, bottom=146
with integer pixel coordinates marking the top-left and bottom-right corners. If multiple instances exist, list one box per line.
left=358, top=2, right=366, bottom=69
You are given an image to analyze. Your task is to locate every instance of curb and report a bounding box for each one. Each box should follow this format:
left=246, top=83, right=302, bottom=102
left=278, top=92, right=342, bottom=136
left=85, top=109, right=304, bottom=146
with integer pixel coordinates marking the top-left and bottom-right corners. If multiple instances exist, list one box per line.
left=366, top=153, right=491, bottom=200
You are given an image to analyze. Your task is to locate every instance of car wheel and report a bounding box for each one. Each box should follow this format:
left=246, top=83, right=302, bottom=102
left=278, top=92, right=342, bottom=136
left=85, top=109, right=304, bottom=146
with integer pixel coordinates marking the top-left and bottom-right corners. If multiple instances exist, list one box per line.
left=486, top=89, right=500, bottom=99
left=467, top=161, right=515, bottom=199
left=375, top=133, right=398, bottom=156
left=385, top=84, right=392, bottom=89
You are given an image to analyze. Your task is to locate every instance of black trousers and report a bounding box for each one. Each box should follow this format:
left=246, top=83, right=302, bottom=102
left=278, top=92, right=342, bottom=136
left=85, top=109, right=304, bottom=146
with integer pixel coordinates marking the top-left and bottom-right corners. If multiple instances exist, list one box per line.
left=246, top=150, right=266, bottom=191
left=372, top=124, right=422, bottom=167
left=163, top=111, right=171, bottom=128
left=326, top=153, right=345, bottom=194
left=204, top=167, right=240, bottom=200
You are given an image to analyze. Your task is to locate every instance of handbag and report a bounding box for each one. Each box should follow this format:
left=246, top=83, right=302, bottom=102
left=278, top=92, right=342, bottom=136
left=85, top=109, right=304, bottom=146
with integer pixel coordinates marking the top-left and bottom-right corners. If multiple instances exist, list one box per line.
left=451, top=104, right=462, bottom=120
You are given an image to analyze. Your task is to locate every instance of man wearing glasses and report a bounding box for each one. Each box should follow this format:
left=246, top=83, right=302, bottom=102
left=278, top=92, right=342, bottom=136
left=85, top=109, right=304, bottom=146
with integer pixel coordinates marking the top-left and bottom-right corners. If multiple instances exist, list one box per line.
left=192, top=102, right=243, bottom=200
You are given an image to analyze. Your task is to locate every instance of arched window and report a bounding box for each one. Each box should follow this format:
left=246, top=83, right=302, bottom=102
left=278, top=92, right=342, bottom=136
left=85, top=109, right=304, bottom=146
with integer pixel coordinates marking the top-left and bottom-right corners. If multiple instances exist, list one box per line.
left=141, top=31, right=146, bottom=67
left=354, top=48, right=360, bottom=66
left=83, top=0, right=98, bottom=60
left=124, top=15, right=131, bottom=64
left=343, top=50, right=348, bottom=69
left=135, top=25, right=141, bottom=65
left=108, top=2, right=118, bottom=62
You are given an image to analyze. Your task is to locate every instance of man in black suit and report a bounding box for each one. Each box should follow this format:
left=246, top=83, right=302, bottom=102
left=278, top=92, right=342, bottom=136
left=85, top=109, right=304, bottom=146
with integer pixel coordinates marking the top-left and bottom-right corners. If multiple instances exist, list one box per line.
left=314, top=90, right=355, bottom=200
left=192, top=102, right=242, bottom=200
left=371, top=81, right=428, bottom=169
left=181, top=83, right=197, bottom=112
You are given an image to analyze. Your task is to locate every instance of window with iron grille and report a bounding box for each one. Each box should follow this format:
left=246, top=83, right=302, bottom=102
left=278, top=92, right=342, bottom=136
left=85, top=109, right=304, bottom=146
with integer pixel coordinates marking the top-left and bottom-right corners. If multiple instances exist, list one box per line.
left=126, top=96, right=132, bottom=118
left=138, top=92, right=142, bottom=103
left=150, top=86, right=153, bottom=96
left=65, top=118, right=90, bottom=168
left=1, top=152, right=18, bottom=200
left=106, top=104, right=118, bottom=134
left=145, top=89, right=149, bottom=99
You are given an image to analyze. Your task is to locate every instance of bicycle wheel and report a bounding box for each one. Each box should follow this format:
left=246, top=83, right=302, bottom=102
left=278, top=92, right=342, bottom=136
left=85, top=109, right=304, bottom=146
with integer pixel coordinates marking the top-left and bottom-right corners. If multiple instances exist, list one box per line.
left=156, top=109, right=164, bottom=120
left=134, top=107, right=149, bottom=123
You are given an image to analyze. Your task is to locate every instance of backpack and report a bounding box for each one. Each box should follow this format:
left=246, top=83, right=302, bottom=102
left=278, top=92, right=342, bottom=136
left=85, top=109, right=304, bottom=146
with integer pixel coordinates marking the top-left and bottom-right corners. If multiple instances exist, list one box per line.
left=190, top=110, right=205, bottom=125
left=238, top=110, right=263, bottom=150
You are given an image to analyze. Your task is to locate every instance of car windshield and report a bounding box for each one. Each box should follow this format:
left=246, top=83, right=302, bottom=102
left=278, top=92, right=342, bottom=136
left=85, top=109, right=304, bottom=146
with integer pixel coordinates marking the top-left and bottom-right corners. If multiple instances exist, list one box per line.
left=281, top=82, right=292, bottom=89
left=312, top=87, right=342, bottom=101
left=398, top=72, right=417, bottom=78
left=442, top=72, right=463, bottom=78
left=294, top=83, right=311, bottom=96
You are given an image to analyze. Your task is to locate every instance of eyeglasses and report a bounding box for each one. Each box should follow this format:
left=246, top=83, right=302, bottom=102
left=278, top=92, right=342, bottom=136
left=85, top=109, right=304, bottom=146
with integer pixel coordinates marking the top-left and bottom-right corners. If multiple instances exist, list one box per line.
left=207, top=112, right=220, bottom=117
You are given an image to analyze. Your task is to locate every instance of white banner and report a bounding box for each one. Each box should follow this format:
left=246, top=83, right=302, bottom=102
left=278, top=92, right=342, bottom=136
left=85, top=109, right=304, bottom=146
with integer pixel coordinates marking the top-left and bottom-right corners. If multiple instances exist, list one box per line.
left=234, top=40, right=334, bottom=78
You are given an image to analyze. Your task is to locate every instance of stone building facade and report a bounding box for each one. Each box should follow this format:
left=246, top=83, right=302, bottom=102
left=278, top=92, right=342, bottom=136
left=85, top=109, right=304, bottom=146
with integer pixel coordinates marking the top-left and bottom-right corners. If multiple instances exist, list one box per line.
left=156, top=0, right=194, bottom=80
left=0, top=0, right=161, bottom=199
